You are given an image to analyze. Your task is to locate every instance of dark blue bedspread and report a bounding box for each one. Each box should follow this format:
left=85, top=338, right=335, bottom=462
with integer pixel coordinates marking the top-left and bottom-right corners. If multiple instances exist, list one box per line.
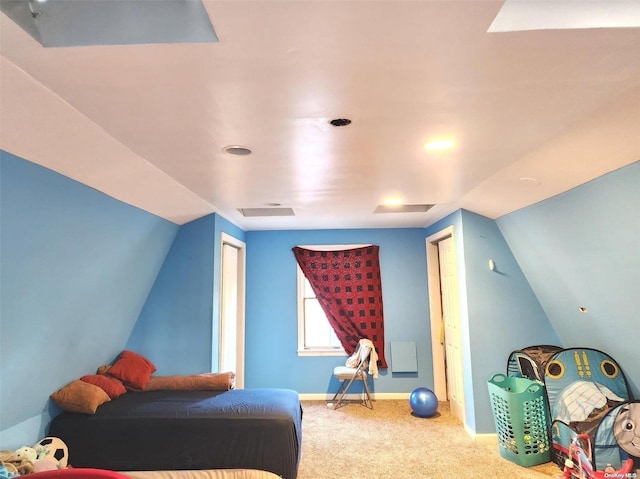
left=49, top=389, right=302, bottom=479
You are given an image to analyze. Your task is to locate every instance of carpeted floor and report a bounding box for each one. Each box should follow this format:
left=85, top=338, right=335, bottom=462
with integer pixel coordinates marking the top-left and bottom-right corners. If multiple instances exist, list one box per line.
left=298, top=400, right=564, bottom=479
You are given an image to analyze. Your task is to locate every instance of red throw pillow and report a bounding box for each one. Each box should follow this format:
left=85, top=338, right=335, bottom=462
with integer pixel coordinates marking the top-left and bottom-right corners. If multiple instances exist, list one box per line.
left=107, top=350, right=157, bottom=390
left=80, top=374, right=127, bottom=399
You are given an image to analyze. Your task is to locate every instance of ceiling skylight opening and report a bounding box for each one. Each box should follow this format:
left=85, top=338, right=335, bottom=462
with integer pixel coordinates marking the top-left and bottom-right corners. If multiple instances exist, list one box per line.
left=488, top=0, right=640, bottom=32
left=424, top=139, right=455, bottom=151
left=2, top=0, right=219, bottom=47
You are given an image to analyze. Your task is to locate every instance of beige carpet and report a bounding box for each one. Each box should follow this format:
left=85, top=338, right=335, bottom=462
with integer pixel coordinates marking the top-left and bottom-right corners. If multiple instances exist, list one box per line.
left=298, top=400, right=564, bottom=479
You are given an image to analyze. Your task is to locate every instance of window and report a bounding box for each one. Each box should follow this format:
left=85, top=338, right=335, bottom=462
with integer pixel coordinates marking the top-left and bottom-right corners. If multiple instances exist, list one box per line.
left=297, top=265, right=345, bottom=356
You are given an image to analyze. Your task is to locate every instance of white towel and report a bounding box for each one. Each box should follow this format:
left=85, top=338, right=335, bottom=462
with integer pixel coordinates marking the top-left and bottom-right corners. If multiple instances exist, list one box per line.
left=554, top=381, right=624, bottom=423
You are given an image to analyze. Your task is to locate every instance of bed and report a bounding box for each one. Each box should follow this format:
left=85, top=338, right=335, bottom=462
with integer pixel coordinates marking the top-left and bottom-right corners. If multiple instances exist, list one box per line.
left=123, top=471, right=282, bottom=479
left=29, top=469, right=282, bottom=479
left=48, top=388, right=302, bottom=479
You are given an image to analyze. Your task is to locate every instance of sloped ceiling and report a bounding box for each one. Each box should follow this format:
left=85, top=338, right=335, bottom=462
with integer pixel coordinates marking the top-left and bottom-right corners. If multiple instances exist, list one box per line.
left=1, top=1, right=639, bottom=230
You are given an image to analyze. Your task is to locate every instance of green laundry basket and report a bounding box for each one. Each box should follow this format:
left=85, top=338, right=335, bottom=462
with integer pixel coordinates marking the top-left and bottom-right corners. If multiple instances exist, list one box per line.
left=487, top=373, right=551, bottom=467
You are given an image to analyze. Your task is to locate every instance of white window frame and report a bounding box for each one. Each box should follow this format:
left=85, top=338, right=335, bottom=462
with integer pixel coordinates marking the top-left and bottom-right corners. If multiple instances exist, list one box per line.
left=296, top=244, right=370, bottom=357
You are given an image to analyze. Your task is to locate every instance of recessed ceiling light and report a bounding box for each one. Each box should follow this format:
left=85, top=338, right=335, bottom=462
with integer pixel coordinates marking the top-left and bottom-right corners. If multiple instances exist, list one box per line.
left=519, top=177, right=541, bottom=186
left=222, top=145, right=252, bottom=156
left=329, top=118, right=352, bottom=127
left=383, top=197, right=403, bottom=206
left=424, top=139, right=455, bottom=151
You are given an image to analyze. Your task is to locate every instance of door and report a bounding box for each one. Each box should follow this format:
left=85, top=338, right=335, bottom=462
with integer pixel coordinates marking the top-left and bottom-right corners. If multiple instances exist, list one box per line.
left=219, top=233, right=246, bottom=388
left=426, top=227, right=466, bottom=426
left=437, top=235, right=465, bottom=422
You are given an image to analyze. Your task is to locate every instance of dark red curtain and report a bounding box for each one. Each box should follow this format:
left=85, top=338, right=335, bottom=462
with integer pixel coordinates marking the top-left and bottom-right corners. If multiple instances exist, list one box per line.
left=292, top=245, right=387, bottom=368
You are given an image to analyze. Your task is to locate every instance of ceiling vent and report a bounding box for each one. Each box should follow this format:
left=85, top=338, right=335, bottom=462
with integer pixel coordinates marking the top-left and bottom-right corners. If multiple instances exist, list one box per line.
left=239, top=207, right=295, bottom=217
left=374, top=204, right=434, bottom=214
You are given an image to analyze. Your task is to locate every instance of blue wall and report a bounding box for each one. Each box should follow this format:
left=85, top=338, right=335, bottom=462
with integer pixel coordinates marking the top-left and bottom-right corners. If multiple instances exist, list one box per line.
left=424, top=210, right=560, bottom=434
left=459, top=209, right=560, bottom=433
left=126, top=214, right=216, bottom=374
left=0, top=151, right=178, bottom=448
left=126, top=213, right=245, bottom=374
left=243, top=228, right=432, bottom=395
left=497, top=161, right=640, bottom=398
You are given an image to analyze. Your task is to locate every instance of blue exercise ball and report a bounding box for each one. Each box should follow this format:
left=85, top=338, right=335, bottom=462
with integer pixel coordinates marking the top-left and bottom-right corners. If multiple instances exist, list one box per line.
left=409, top=387, right=438, bottom=417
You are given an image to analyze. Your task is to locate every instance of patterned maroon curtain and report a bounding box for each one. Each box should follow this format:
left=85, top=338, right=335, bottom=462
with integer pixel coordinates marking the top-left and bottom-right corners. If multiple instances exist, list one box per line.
left=292, top=245, right=387, bottom=368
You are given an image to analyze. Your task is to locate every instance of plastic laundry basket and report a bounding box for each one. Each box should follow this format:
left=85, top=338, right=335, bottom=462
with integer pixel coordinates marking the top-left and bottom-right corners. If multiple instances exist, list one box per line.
left=487, top=373, right=551, bottom=467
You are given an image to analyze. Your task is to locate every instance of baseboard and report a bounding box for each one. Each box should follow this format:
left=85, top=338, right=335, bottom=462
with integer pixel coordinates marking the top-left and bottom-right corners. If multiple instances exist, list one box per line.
left=466, top=427, right=498, bottom=444
left=299, top=392, right=411, bottom=401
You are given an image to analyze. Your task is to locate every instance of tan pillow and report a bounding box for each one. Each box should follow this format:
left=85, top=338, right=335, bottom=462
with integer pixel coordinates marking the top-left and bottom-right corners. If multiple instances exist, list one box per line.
left=51, top=380, right=110, bottom=414
left=145, top=372, right=236, bottom=391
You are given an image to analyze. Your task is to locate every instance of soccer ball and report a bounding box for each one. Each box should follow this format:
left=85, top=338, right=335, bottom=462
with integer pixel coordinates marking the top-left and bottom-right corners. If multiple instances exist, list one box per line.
left=33, top=436, right=68, bottom=469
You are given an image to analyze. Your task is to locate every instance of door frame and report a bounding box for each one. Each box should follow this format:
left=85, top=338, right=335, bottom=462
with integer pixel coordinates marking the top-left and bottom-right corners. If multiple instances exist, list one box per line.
left=425, top=226, right=465, bottom=422
left=218, top=232, right=246, bottom=389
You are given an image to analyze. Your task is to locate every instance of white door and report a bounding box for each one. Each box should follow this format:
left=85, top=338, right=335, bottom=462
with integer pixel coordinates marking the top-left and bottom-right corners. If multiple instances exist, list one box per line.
left=437, top=236, right=465, bottom=423
left=219, top=233, right=246, bottom=389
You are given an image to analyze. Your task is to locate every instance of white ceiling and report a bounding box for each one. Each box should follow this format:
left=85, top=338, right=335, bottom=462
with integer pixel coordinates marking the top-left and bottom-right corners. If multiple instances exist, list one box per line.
left=1, top=1, right=639, bottom=230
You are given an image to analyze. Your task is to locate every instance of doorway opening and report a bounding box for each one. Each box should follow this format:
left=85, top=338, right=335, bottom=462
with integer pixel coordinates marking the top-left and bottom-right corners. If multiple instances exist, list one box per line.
left=219, top=233, right=246, bottom=389
left=426, top=226, right=466, bottom=424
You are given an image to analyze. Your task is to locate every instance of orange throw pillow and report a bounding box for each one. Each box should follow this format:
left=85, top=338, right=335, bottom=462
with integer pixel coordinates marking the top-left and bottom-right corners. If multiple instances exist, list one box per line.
left=108, top=350, right=157, bottom=390
left=80, top=374, right=127, bottom=399
left=51, top=380, right=110, bottom=414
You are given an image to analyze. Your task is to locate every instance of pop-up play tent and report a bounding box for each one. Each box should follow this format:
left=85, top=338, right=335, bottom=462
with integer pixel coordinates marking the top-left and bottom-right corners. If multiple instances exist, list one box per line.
left=506, top=345, right=639, bottom=477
